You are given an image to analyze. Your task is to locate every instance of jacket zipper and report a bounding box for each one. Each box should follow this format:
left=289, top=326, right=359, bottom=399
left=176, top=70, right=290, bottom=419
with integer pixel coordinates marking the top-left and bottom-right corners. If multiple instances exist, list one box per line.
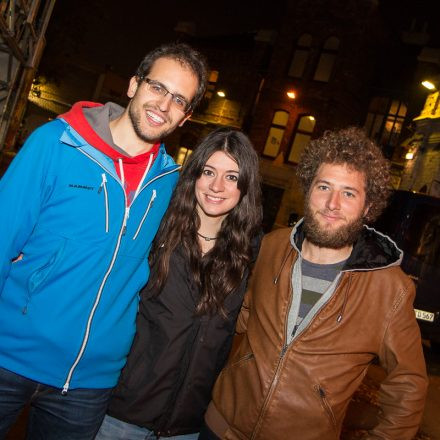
left=132, top=189, right=156, bottom=240
left=314, top=385, right=337, bottom=429
left=128, top=167, right=179, bottom=240
left=62, top=200, right=129, bottom=394
left=251, top=255, right=343, bottom=439
left=98, top=173, right=109, bottom=233
left=251, top=257, right=295, bottom=440
left=131, top=167, right=180, bottom=203
left=121, top=206, right=130, bottom=236
left=61, top=149, right=178, bottom=394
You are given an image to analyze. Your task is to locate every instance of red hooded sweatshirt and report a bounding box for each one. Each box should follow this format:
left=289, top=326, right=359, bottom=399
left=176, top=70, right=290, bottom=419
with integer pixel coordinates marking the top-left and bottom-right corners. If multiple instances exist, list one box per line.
left=60, top=101, right=160, bottom=205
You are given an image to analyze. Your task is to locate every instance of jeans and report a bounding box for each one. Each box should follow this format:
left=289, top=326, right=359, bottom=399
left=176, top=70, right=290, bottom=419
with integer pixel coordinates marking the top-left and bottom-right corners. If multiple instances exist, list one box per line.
left=198, top=424, right=221, bottom=440
left=96, top=415, right=200, bottom=440
left=0, top=367, right=112, bottom=440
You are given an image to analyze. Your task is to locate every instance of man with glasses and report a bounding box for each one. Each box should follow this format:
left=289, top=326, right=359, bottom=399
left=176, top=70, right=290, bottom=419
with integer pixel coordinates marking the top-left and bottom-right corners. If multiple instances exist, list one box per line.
left=0, top=42, right=208, bottom=439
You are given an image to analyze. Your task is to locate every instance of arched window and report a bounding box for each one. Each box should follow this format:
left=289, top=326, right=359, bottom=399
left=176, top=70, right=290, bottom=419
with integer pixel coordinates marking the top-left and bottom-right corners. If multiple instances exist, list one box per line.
left=288, top=34, right=313, bottom=78
left=263, top=110, right=289, bottom=158
left=313, top=36, right=339, bottom=82
left=364, top=97, right=407, bottom=151
left=287, top=115, right=316, bottom=163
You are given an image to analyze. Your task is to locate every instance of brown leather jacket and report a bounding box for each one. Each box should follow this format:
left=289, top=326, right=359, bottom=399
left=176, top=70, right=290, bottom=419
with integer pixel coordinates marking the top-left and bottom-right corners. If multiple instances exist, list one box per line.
left=206, top=224, right=428, bottom=440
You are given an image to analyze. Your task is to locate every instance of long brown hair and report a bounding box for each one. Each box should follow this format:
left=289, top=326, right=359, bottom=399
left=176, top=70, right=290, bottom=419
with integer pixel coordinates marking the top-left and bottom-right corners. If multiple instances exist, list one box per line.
left=150, top=127, right=262, bottom=315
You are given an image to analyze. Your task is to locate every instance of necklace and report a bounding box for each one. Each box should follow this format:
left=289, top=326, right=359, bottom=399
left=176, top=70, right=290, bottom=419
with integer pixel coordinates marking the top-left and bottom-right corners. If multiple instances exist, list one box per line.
left=197, top=231, right=217, bottom=241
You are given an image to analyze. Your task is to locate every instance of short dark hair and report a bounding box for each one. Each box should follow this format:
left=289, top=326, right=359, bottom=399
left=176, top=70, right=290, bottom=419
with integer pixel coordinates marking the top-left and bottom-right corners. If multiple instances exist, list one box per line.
left=135, top=42, right=208, bottom=110
left=296, top=127, right=391, bottom=223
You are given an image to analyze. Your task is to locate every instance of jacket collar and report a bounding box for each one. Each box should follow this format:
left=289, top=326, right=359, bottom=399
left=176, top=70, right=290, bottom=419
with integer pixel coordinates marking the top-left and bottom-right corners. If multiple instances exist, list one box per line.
left=290, top=218, right=403, bottom=271
left=58, top=120, right=179, bottom=181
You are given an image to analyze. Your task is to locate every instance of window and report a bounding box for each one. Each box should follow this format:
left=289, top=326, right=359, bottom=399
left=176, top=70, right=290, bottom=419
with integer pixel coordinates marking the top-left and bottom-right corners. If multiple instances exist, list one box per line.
left=288, top=34, right=313, bottom=78
left=313, top=37, right=339, bottom=82
left=205, top=70, right=219, bottom=100
left=263, top=110, right=289, bottom=158
left=175, top=147, right=192, bottom=165
left=364, top=97, right=407, bottom=149
left=287, top=115, right=316, bottom=163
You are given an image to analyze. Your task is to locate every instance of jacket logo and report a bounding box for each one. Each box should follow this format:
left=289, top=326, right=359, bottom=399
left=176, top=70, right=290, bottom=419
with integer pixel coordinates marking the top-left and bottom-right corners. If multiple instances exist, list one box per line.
left=68, top=184, right=95, bottom=190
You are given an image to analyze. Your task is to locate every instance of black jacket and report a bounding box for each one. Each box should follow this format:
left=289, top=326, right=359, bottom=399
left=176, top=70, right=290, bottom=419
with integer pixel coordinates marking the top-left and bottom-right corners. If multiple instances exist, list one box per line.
left=107, top=237, right=261, bottom=436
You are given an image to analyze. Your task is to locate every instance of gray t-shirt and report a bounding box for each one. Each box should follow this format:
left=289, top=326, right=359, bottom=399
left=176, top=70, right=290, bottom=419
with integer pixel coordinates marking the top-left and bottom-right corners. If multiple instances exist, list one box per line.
left=286, top=257, right=346, bottom=342
left=294, top=259, right=345, bottom=332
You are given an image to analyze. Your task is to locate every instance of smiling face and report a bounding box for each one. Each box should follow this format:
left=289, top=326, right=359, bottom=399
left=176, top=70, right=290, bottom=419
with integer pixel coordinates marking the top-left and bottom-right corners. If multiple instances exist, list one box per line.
left=195, top=150, right=241, bottom=223
left=126, top=57, right=198, bottom=144
left=304, top=162, right=369, bottom=249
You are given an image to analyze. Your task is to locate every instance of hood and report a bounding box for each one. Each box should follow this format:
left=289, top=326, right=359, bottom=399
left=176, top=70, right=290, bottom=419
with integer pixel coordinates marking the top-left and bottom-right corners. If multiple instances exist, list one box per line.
left=58, top=101, right=160, bottom=163
left=59, top=101, right=109, bottom=154
left=290, top=219, right=403, bottom=271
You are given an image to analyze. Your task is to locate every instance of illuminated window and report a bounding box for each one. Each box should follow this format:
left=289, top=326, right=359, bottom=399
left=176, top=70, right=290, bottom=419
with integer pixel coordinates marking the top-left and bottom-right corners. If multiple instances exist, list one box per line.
left=288, top=34, right=313, bottom=78
left=204, top=70, right=219, bottom=100
left=313, top=36, right=339, bottom=82
left=364, top=97, right=407, bottom=149
left=287, top=115, right=316, bottom=163
left=263, top=110, right=289, bottom=158
left=175, top=147, right=193, bottom=165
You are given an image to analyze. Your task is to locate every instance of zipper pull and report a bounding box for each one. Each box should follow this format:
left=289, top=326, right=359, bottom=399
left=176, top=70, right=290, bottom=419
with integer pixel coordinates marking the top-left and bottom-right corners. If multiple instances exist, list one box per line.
left=280, top=344, right=288, bottom=358
left=98, top=173, right=107, bottom=193
left=61, top=381, right=69, bottom=395
left=122, top=207, right=130, bottom=236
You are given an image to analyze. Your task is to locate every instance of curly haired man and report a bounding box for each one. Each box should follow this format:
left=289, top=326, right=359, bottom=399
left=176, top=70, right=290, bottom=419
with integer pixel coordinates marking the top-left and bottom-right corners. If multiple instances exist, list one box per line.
left=202, top=127, right=428, bottom=440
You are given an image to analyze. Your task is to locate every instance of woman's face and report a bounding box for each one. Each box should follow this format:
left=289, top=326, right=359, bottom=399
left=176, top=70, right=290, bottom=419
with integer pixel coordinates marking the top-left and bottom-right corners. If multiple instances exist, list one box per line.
left=195, top=150, right=241, bottom=222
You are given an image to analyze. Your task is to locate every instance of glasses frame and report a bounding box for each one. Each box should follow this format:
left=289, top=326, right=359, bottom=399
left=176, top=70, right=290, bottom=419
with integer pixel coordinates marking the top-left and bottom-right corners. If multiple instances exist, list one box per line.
left=138, top=75, right=192, bottom=113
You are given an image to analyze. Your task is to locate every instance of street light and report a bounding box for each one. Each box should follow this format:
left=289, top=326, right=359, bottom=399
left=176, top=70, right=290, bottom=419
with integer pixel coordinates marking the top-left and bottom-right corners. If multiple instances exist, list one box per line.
left=421, top=80, right=437, bottom=91
left=217, top=90, right=226, bottom=98
left=286, top=90, right=296, bottom=99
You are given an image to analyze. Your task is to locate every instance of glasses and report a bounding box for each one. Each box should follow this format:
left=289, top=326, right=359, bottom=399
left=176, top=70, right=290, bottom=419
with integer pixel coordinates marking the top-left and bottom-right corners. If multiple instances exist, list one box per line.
left=139, top=76, right=192, bottom=113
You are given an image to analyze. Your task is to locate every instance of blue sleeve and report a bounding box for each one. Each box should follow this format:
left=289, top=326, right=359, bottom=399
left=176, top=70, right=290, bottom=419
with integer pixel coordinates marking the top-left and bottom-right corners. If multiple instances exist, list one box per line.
left=0, top=121, right=62, bottom=292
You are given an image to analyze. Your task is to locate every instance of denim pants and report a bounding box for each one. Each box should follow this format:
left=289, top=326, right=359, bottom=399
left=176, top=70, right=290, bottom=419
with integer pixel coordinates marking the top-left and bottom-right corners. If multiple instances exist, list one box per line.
left=0, top=367, right=112, bottom=440
left=96, top=415, right=200, bottom=440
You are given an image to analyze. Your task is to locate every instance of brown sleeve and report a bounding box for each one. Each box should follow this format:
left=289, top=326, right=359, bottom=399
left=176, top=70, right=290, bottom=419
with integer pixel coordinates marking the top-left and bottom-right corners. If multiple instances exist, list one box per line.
left=235, top=232, right=263, bottom=335
left=367, top=277, right=428, bottom=440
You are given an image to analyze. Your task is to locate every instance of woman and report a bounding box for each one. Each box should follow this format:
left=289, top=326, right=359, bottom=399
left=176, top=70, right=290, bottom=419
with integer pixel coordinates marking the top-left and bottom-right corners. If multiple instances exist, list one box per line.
left=96, top=127, right=263, bottom=439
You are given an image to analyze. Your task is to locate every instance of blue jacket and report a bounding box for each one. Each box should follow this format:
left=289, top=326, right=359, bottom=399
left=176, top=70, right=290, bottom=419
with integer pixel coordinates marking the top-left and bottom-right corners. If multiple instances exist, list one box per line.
left=0, top=118, right=179, bottom=391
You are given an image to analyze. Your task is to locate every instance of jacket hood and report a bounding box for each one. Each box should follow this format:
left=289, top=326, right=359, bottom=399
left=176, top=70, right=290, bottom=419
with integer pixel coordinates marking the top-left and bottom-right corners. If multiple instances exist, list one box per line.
left=290, top=218, right=403, bottom=271
left=58, top=101, right=160, bottom=163
left=58, top=101, right=108, bottom=152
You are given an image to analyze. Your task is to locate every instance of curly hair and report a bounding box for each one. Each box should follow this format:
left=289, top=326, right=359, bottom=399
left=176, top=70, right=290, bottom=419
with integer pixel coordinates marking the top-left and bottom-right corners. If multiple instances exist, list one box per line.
left=296, top=127, right=391, bottom=223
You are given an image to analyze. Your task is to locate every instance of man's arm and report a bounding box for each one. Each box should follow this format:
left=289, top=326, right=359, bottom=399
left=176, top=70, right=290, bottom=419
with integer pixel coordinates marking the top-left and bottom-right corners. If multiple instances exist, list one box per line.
left=235, top=288, right=252, bottom=334
left=234, top=232, right=263, bottom=334
left=0, top=123, right=57, bottom=292
left=367, top=277, right=428, bottom=440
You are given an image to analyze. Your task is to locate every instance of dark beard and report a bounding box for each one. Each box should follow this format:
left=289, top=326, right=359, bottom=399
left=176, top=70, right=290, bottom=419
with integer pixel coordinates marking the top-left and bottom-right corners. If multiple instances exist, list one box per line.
left=303, top=204, right=365, bottom=249
left=128, top=104, right=174, bottom=144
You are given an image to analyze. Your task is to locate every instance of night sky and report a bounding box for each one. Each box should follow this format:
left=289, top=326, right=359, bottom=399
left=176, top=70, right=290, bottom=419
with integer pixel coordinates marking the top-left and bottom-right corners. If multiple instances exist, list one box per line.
left=43, top=0, right=286, bottom=77
left=39, top=0, right=440, bottom=96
